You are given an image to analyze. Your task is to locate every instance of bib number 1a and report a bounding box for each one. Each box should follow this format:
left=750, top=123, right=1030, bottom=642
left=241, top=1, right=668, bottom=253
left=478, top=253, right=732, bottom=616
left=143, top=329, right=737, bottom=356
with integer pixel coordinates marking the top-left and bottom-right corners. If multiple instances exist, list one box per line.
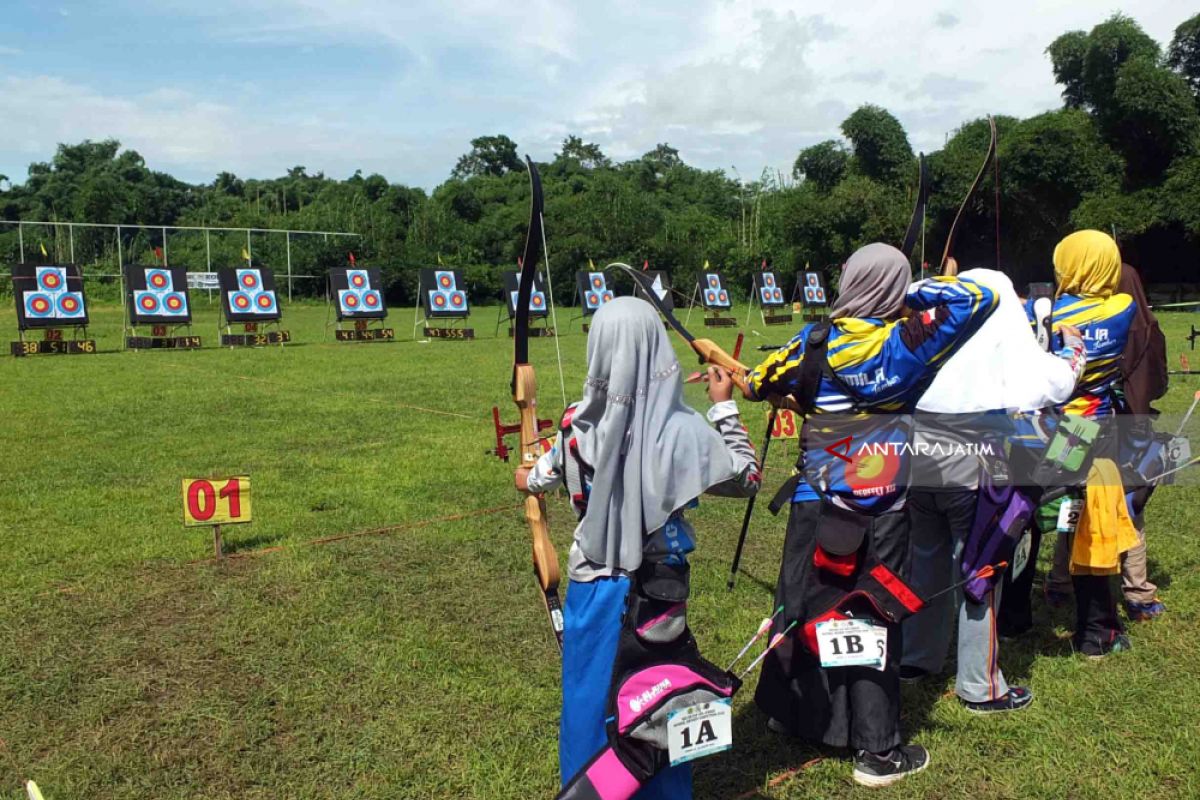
left=667, top=700, right=733, bottom=766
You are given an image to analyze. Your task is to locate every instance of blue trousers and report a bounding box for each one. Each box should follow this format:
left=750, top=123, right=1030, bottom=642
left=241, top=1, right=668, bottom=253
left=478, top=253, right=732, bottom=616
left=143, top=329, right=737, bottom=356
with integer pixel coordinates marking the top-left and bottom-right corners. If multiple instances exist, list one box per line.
left=560, top=576, right=692, bottom=799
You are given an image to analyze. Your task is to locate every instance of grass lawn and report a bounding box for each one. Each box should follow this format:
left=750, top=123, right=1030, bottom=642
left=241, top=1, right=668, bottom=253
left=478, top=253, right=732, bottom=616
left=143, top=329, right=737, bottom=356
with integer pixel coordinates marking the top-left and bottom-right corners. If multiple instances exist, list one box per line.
left=0, top=297, right=1198, bottom=799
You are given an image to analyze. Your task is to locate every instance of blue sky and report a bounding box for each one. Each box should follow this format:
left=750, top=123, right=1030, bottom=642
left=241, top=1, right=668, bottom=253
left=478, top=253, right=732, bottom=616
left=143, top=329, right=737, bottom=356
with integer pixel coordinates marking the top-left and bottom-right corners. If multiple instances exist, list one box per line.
left=0, top=1, right=1187, bottom=191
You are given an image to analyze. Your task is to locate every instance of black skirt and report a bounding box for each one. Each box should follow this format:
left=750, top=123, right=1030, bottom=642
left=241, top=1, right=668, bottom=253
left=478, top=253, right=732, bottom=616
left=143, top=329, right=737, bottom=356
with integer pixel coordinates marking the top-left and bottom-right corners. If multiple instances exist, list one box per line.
left=753, top=500, right=910, bottom=753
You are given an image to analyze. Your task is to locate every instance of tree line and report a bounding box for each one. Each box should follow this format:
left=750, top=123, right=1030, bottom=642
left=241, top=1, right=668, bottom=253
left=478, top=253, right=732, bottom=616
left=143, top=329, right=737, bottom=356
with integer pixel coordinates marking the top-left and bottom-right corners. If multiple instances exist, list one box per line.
left=1, top=12, right=1197, bottom=302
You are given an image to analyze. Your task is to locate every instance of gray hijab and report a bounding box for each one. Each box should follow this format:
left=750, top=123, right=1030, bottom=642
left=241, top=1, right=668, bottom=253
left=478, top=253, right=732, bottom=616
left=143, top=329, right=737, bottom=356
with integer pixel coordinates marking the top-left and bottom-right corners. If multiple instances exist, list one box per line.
left=830, top=242, right=912, bottom=320
left=572, top=297, right=736, bottom=573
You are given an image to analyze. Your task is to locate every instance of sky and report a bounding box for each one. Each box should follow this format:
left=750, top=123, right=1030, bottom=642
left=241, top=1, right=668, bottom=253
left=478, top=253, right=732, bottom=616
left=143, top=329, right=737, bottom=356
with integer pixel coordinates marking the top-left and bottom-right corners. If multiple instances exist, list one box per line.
left=0, top=1, right=1189, bottom=191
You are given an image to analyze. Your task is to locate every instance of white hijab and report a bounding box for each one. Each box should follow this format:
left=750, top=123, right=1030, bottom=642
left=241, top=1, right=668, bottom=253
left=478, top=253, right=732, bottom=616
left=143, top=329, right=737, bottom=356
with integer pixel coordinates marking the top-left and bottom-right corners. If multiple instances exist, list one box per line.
left=918, top=268, right=1076, bottom=413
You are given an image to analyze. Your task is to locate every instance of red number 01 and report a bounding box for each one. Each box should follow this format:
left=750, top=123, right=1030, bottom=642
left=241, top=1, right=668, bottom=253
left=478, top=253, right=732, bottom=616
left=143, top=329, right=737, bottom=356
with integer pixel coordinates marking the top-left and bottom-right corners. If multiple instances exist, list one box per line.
left=187, top=479, right=241, bottom=521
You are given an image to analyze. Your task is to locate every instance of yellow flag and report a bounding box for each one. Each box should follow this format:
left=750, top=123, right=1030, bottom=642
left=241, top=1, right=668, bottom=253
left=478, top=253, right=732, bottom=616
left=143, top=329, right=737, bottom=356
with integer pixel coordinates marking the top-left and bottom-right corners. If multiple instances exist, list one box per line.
left=241, top=247, right=250, bottom=263
left=703, top=259, right=710, bottom=270
left=437, top=252, right=443, bottom=266
left=39, top=242, right=47, bottom=257
left=588, top=258, right=595, bottom=270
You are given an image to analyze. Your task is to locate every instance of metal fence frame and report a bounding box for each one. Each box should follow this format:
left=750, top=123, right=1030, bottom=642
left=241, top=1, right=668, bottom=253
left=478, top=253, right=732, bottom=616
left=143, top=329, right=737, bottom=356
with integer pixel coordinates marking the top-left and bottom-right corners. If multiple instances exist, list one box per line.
left=0, top=220, right=361, bottom=300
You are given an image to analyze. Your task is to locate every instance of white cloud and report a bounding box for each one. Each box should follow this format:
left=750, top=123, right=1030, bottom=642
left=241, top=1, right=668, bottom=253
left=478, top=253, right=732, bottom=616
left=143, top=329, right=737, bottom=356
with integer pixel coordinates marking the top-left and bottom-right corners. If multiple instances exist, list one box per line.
left=0, top=0, right=1191, bottom=188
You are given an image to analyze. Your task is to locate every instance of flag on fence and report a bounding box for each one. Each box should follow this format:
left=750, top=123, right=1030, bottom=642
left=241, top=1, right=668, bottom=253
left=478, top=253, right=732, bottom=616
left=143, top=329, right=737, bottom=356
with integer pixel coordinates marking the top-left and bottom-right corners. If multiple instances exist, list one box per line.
left=154, top=246, right=163, bottom=263
left=241, top=247, right=251, bottom=264
left=348, top=251, right=356, bottom=267
left=39, top=242, right=47, bottom=257
left=588, top=258, right=595, bottom=270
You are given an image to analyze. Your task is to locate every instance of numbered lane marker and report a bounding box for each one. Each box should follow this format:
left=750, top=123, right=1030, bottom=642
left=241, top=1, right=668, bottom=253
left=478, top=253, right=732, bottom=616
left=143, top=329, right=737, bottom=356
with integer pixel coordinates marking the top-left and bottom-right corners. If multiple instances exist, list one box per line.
left=182, top=476, right=251, bottom=559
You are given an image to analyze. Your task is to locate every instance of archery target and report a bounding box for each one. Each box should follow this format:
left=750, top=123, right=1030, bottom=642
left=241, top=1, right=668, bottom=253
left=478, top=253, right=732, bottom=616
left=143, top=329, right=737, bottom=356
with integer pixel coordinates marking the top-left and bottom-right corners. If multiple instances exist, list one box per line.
left=126, top=265, right=193, bottom=324
left=217, top=266, right=282, bottom=322
left=799, top=272, right=828, bottom=308
left=502, top=270, right=550, bottom=318
left=421, top=268, right=470, bottom=318
left=755, top=271, right=787, bottom=308
left=700, top=272, right=731, bottom=309
left=12, top=264, right=90, bottom=329
left=331, top=268, right=387, bottom=320
left=585, top=273, right=610, bottom=310
left=845, top=448, right=902, bottom=493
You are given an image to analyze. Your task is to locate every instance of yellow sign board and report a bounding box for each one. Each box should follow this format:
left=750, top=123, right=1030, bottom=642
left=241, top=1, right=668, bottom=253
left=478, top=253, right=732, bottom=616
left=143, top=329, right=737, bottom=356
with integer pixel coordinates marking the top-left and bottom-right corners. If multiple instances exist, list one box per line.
left=182, top=476, right=252, bottom=526
left=769, top=408, right=800, bottom=440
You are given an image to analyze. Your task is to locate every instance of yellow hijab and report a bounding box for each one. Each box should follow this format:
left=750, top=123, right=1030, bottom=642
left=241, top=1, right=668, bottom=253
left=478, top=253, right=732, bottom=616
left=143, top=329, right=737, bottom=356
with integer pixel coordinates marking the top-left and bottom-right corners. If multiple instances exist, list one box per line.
left=1052, top=230, right=1121, bottom=298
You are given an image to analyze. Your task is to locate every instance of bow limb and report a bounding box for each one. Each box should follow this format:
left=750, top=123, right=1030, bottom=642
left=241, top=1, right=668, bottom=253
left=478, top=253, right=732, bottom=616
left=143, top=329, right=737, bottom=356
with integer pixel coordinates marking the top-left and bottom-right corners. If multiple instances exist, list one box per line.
left=514, top=156, right=564, bottom=652
left=940, top=116, right=997, bottom=275
left=608, top=262, right=754, bottom=396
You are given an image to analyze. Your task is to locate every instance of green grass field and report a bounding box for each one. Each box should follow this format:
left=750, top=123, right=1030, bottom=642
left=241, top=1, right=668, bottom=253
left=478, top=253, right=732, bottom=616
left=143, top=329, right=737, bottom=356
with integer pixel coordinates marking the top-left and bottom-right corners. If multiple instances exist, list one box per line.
left=1, top=298, right=1198, bottom=799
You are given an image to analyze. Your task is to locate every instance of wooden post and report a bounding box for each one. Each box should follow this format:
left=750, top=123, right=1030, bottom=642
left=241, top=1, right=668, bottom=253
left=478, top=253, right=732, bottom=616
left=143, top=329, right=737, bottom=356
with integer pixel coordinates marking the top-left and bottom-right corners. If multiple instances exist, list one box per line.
left=213, top=524, right=224, bottom=559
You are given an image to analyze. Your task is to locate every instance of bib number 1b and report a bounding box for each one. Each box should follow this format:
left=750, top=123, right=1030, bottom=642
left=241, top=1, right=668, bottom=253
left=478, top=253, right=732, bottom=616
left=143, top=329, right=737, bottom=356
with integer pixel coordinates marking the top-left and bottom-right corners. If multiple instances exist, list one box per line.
left=816, top=618, right=888, bottom=670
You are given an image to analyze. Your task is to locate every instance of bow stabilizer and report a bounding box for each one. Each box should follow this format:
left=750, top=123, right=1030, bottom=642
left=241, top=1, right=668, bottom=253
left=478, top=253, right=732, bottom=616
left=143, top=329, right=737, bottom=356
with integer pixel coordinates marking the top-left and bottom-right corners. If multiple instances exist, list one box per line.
left=513, top=156, right=565, bottom=652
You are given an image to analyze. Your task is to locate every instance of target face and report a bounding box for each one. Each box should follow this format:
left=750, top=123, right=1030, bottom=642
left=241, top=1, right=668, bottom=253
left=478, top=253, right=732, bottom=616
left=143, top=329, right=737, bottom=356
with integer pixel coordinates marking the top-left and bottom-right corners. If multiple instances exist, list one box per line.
left=344, top=293, right=360, bottom=309
left=436, top=271, right=455, bottom=289
left=363, top=291, right=381, bottom=309
left=163, top=293, right=186, bottom=314
left=764, top=273, right=776, bottom=288
left=433, top=293, right=447, bottom=308
left=587, top=292, right=599, bottom=306
left=706, top=290, right=718, bottom=304
left=38, top=267, right=65, bottom=292
left=55, top=292, right=84, bottom=318
left=138, top=293, right=160, bottom=313
left=349, top=270, right=368, bottom=289
left=449, top=291, right=466, bottom=308
left=233, top=292, right=252, bottom=310
left=707, top=274, right=720, bottom=289
left=26, top=293, right=53, bottom=317
left=148, top=269, right=171, bottom=290
left=238, top=269, right=260, bottom=290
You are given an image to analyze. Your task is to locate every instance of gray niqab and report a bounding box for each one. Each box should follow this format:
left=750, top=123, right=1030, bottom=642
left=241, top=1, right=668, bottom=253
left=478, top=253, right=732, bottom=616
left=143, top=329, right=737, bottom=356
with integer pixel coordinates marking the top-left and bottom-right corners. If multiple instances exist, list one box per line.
left=830, top=243, right=912, bottom=320
left=571, top=297, right=736, bottom=573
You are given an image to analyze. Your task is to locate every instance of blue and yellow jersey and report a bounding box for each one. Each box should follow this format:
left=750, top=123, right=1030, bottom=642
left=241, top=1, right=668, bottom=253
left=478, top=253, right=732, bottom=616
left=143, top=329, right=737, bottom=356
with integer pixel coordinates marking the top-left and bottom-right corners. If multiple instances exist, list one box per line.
left=748, top=276, right=998, bottom=510
left=1026, top=292, right=1133, bottom=418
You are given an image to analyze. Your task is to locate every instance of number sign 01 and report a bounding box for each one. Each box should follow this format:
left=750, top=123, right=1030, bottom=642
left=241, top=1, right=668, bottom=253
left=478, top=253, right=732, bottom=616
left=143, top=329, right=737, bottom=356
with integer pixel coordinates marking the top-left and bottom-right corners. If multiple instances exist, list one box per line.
left=182, top=477, right=252, bottom=526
